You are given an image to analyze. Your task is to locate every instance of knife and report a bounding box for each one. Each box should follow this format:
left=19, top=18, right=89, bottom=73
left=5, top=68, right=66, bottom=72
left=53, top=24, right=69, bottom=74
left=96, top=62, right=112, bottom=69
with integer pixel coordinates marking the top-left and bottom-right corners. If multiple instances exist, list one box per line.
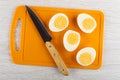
left=25, top=5, right=69, bottom=75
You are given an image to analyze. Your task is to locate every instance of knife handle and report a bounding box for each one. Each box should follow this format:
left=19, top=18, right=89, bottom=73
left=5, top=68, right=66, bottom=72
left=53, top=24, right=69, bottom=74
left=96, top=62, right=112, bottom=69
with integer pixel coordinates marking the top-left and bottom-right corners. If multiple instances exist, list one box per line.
left=45, top=41, right=69, bottom=76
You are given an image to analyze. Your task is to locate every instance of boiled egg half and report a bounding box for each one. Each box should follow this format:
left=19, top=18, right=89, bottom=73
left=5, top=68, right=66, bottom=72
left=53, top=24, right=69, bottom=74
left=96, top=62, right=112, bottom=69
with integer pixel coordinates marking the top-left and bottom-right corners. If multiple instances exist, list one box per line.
left=77, top=13, right=97, bottom=33
left=76, top=47, right=96, bottom=66
left=63, top=30, right=80, bottom=52
left=49, top=13, right=69, bottom=32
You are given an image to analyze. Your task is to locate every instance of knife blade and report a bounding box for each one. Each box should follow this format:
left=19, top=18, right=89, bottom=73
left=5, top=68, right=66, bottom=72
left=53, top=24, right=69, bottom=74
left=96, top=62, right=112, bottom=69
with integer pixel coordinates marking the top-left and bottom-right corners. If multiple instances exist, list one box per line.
left=26, top=5, right=69, bottom=75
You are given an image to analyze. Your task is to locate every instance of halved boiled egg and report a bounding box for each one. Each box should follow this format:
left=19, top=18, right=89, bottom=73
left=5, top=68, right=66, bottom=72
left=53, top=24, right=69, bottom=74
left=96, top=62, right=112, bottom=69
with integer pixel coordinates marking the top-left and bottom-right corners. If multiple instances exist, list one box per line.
left=76, top=47, right=96, bottom=66
left=49, top=13, right=69, bottom=32
left=77, top=13, right=97, bottom=33
left=63, top=30, right=80, bottom=52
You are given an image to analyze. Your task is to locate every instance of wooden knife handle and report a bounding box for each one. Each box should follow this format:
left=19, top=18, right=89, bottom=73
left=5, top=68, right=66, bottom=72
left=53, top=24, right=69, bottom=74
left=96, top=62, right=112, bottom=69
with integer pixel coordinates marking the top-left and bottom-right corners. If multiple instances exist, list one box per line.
left=45, top=41, right=69, bottom=76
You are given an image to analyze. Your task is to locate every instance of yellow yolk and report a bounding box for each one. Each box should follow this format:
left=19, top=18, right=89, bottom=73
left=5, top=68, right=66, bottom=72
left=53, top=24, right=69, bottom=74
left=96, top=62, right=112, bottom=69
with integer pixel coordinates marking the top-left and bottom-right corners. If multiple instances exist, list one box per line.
left=67, top=33, right=79, bottom=45
left=79, top=52, right=92, bottom=65
left=54, top=16, right=67, bottom=29
left=82, top=18, right=95, bottom=30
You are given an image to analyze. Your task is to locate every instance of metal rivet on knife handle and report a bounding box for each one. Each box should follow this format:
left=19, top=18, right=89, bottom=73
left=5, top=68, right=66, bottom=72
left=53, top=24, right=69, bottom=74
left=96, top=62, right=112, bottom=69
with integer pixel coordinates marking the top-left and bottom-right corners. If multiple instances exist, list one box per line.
left=45, top=41, right=69, bottom=76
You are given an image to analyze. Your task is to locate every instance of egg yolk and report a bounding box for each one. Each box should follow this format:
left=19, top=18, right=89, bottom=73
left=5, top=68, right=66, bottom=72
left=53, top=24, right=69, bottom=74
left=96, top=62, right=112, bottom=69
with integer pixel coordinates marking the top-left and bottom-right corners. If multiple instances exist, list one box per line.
left=54, top=16, right=67, bottom=29
left=67, top=33, right=79, bottom=45
left=82, top=18, right=95, bottom=30
left=79, top=52, right=92, bottom=65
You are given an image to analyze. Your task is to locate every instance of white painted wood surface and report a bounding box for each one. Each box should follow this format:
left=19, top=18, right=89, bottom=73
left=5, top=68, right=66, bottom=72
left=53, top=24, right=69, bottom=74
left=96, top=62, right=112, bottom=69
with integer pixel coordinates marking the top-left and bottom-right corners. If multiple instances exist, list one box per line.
left=0, top=0, right=120, bottom=80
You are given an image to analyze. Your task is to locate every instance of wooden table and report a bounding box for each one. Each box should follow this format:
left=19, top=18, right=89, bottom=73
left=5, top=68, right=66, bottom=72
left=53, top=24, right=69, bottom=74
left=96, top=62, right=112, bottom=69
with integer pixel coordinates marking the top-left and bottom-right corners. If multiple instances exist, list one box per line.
left=0, top=0, right=120, bottom=80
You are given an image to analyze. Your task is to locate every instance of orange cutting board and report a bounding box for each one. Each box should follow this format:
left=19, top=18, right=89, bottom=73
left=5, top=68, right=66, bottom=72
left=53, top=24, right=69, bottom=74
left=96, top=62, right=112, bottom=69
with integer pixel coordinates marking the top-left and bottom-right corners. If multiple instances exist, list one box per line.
left=10, top=6, right=104, bottom=69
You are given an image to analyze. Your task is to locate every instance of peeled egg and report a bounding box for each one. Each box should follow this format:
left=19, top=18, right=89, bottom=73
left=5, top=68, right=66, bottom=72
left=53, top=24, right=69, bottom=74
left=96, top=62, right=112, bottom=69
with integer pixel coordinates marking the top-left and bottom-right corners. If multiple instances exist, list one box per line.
left=49, top=13, right=69, bottom=32
left=76, top=47, right=96, bottom=66
left=63, top=30, right=80, bottom=52
left=77, top=13, right=97, bottom=33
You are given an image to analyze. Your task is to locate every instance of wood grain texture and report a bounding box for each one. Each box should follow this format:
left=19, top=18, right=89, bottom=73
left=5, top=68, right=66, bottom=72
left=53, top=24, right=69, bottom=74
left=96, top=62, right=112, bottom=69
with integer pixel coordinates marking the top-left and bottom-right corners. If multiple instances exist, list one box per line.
left=45, top=42, right=69, bottom=76
left=0, top=0, right=120, bottom=80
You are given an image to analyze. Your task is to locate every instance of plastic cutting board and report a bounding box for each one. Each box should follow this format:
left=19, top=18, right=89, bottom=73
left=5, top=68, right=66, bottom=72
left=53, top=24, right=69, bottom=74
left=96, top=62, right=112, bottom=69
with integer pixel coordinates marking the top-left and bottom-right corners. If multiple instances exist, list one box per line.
left=10, top=6, right=104, bottom=69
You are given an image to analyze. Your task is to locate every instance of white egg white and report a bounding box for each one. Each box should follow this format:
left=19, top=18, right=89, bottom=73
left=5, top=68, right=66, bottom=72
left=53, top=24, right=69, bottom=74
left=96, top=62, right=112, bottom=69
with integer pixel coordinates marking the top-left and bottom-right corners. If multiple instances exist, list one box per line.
left=77, top=13, right=97, bottom=33
left=76, top=47, right=96, bottom=66
left=63, top=30, right=80, bottom=52
left=49, top=13, right=69, bottom=32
